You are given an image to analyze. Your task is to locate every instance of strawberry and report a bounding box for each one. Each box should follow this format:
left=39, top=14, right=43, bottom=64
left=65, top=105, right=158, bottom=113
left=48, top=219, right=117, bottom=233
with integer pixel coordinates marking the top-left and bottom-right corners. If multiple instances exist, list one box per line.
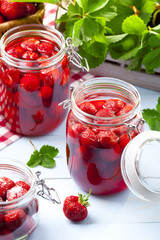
left=87, top=163, right=102, bottom=185
left=95, top=108, right=115, bottom=118
left=1, top=0, right=27, bottom=20
left=0, top=228, right=14, bottom=240
left=79, top=102, right=97, bottom=115
left=62, top=54, right=69, bottom=69
left=0, top=14, right=5, bottom=23
left=39, top=85, right=53, bottom=100
left=104, top=99, right=125, bottom=113
left=98, top=130, right=119, bottom=148
left=6, top=45, right=25, bottom=58
left=37, top=42, right=54, bottom=56
left=39, top=63, right=59, bottom=86
left=63, top=189, right=92, bottom=221
left=90, top=100, right=105, bottom=111
left=81, top=128, right=99, bottom=147
left=60, top=68, right=69, bottom=86
left=0, top=177, right=15, bottom=200
left=5, top=209, right=26, bottom=231
left=16, top=181, right=30, bottom=191
left=112, top=125, right=128, bottom=136
left=13, top=215, right=35, bottom=238
left=20, top=73, right=40, bottom=92
left=37, top=56, right=49, bottom=61
left=7, top=185, right=28, bottom=201
left=22, top=51, right=39, bottom=60
left=3, top=68, right=20, bottom=88
left=32, top=110, right=45, bottom=124
left=68, top=123, right=87, bottom=138
left=26, top=3, right=37, bottom=15
left=21, top=38, right=40, bottom=52
left=116, top=104, right=134, bottom=116
left=0, top=213, right=3, bottom=229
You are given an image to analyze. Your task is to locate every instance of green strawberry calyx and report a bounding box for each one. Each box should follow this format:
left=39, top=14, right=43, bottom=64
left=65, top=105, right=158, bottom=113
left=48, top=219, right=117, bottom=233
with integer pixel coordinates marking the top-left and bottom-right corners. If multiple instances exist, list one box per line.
left=78, top=188, right=92, bottom=207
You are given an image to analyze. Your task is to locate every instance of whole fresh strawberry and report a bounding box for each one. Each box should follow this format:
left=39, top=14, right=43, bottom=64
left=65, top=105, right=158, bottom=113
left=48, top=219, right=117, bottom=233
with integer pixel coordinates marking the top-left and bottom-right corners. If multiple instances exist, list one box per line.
left=63, top=189, right=92, bottom=221
left=1, top=0, right=27, bottom=20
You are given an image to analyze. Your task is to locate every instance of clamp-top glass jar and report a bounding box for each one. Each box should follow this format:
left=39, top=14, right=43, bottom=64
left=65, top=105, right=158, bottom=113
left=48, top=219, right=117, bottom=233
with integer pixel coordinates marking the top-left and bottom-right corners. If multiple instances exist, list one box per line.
left=0, top=158, right=60, bottom=240
left=66, top=77, right=144, bottom=195
left=0, top=24, right=88, bottom=135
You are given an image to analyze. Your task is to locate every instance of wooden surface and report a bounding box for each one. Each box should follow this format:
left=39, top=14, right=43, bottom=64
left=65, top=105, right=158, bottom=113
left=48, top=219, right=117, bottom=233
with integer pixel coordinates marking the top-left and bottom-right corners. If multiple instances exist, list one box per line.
left=90, top=57, right=160, bottom=92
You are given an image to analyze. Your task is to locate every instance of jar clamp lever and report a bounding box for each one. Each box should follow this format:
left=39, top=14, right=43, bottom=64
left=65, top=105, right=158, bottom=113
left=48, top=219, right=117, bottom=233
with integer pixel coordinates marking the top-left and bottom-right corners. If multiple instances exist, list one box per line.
left=66, top=37, right=89, bottom=72
left=35, top=171, right=61, bottom=204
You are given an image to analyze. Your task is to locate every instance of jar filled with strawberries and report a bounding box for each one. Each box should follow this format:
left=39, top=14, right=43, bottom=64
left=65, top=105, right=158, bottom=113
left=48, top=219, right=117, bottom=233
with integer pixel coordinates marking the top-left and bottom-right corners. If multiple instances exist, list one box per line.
left=66, top=77, right=144, bottom=195
left=0, top=24, right=82, bottom=135
left=0, top=159, right=39, bottom=239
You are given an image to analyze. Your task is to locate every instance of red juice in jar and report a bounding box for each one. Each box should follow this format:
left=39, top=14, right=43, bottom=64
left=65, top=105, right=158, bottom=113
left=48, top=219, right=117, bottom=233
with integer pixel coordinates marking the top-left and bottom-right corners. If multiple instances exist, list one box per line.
left=66, top=78, right=144, bottom=195
left=0, top=25, right=70, bottom=135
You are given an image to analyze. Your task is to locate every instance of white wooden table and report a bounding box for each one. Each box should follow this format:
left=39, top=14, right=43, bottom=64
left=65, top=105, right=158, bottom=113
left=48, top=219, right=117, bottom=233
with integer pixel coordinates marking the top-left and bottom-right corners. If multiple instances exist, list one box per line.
left=0, top=84, right=160, bottom=240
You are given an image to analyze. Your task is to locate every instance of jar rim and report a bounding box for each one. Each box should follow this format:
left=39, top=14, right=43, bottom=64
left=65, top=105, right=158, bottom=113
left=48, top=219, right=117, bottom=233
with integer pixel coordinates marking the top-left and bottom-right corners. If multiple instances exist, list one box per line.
left=0, top=24, right=66, bottom=70
left=71, top=77, right=141, bottom=127
left=0, top=158, right=36, bottom=209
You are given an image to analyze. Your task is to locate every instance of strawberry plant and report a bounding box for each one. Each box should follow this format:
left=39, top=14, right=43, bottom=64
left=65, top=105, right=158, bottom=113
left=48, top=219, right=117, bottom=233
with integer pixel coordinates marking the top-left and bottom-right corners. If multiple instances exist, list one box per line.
left=13, top=0, right=160, bottom=73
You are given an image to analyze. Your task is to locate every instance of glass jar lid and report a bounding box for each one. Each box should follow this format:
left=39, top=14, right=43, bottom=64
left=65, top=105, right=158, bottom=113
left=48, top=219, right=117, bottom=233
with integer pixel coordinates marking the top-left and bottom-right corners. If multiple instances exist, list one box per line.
left=121, top=130, right=160, bottom=202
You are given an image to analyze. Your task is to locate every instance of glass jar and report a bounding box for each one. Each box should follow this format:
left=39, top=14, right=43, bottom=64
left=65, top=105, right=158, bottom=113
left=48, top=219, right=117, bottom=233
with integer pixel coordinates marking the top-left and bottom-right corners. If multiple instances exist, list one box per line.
left=0, top=159, right=39, bottom=240
left=0, top=24, right=88, bottom=136
left=66, top=77, right=144, bottom=195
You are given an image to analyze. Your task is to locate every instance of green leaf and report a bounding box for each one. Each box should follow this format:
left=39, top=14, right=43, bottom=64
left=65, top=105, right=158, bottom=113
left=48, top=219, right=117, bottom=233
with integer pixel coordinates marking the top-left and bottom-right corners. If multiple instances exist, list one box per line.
left=40, top=145, right=59, bottom=158
left=40, top=155, right=56, bottom=168
left=78, top=46, right=106, bottom=69
left=82, top=34, right=108, bottom=58
left=89, top=0, right=117, bottom=21
left=156, top=97, right=160, bottom=112
left=56, top=13, right=75, bottom=24
left=27, top=150, right=41, bottom=168
left=106, top=34, right=128, bottom=43
left=64, top=20, right=78, bottom=39
left=76, top=0, right=109, bottom=14
left=120, top=46, right=140, bottom=60
left=148, top=35, right=160, bottom=48
left=143, top=48, right=160, bottom=74
left=27, top=143, right=59, bottom=168
left=122, top=15, right=147, bottom=35
left=67, top=2, right=83, bottom=18
left=142, top=109, right=160, bottom=131
left=106, top=3, right=134, bottom=34
left=72, top=17, right=98, bottom=46
left=109, top=34, right=139, bottom=59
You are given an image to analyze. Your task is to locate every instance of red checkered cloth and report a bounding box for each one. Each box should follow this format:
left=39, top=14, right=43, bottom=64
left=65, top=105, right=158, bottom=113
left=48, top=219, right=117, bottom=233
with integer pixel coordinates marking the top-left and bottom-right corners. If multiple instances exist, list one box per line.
left=0, top=4, right=96, bottom=150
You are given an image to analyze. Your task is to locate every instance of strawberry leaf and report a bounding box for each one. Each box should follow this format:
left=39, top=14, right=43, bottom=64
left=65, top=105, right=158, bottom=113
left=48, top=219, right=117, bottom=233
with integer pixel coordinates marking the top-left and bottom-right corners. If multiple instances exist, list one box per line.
left=27, top=143, right=59, bottom=168
left=122, top=15, right=147, bottom=35
left=40, top=155, right=56, bottom=168
left=39, top=145, right=59, bottom=158
left=72, top=17, right=99, bottom=46
left=142, top=108, right=160, bottom=131
left=143, top=48, right=160, bottom=74
left=27, top=150, right=41, bottom=168
left=76, top=0, right=109, bottom=14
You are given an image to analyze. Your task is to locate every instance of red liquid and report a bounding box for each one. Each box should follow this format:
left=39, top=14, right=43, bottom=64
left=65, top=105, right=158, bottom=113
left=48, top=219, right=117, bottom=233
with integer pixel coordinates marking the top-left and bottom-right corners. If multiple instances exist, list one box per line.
left=66, top=99, right=141, bottom=195
left=0, top=36, right=69, bottom=135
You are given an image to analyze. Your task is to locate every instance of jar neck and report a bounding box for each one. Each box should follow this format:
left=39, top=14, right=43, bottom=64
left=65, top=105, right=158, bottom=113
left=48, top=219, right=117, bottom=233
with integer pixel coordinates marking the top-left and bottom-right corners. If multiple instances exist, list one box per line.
left=0, top=24, right=65, bottom=70
left=71, top=77, right=141, bottom=127
left=0, top=159, right=36, bottom=211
